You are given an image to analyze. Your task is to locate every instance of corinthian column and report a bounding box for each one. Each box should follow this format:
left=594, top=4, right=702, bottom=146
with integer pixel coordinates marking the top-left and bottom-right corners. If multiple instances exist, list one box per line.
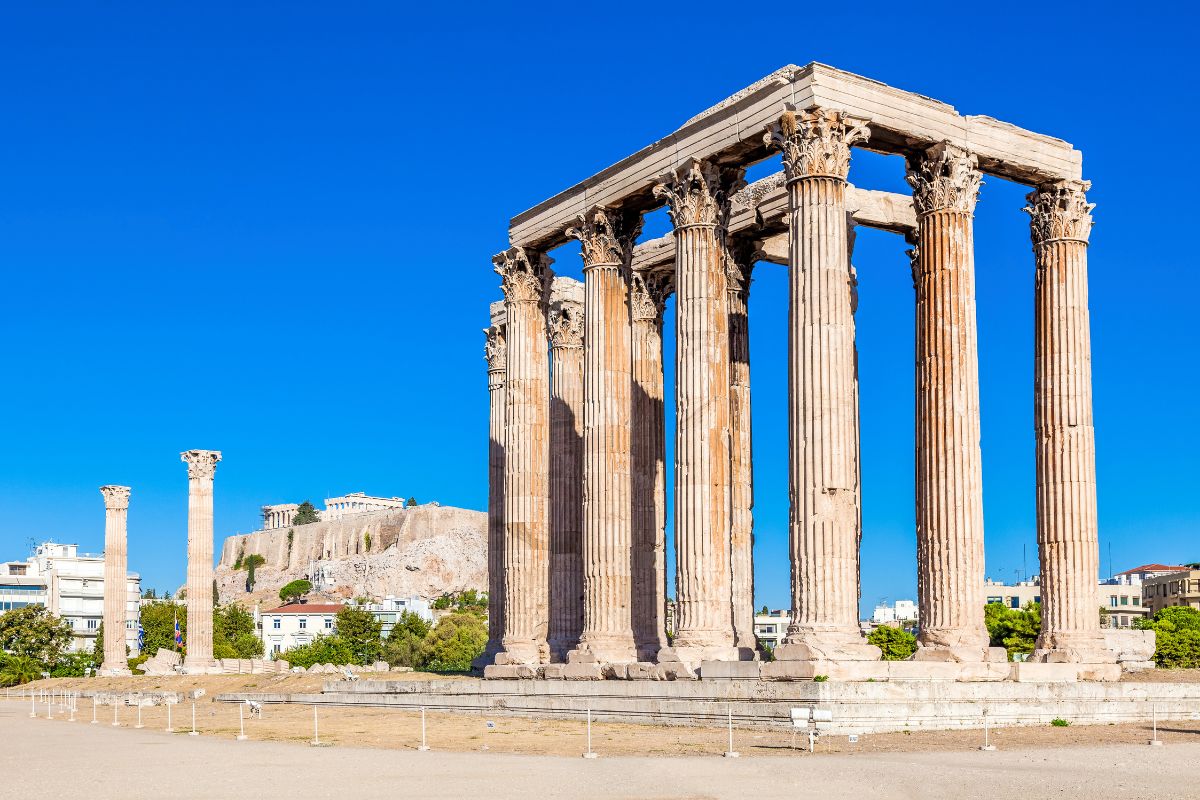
left=907, top=143, right=992, bottom=661
left=724, top=240, right=758, bottom=658
left=492, top=247, right=553, bottom=664
left=566, top=206, right=641, bottom=664
left=631, top=268, right=671, bottom=661
left=655, top=159, right=743, bottom=667
left=763, top=109, right=879, bottom=663
left=480, top=315, right=507, bottom=665
left=1026, top=181, right=1113, bottom=665
left=100, top=485, right=132, bottom=676
left=182, top=449, right=221, bottom=673
left=547, top=285, right=585, bottom=661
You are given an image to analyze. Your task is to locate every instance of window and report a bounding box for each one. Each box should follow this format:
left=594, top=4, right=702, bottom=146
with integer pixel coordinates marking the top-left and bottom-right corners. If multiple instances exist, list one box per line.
left=1110, top=596, right=1119, bottom=607
left=987, top=596, right=1002, bottom=605
left=299, top=618, right=307, bottom=630
left=272, top=618, right=281, bottom=630
left=1120, top=596, right=1129, bottom=606
left=273, top=644, right=281, bottom=654
left=1010, top=597, right=1019, bottom=609
left=324, top=618, right=333, bottom=630
left=86, top=619, right=98, bottom=630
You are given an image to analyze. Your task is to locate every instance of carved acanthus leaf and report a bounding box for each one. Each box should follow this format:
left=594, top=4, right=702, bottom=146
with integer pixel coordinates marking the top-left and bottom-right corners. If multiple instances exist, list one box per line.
left=181, top=450, right=221, bottom=481
left=1024, top=180, right=1093, bottom=246
left=653, top=159, right=744, bottom=230
left=492, top=246, right=553, bottom=304
left=548, top=302, right=584, bottom=348
left=723, top=238, right=759, bottom=298
left=484, top=324, right=507, bottom=371
left=764, top=108, right=869, bottom=182
left=906, top=142, right=982, bottom=215
left=100, top=485, right=131, bottom=510
left=565, top=206, right=642, bottom=268
left=630, top=269, right=672, bottom=322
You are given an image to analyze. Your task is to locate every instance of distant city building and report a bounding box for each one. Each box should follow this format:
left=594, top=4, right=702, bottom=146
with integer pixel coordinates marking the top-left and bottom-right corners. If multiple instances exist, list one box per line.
left=1141, top=568, right=1200, bottom=616
left=362, top=595, right=433, bottom=638
left=871, top=600, right=918, bottom=626
left=754, top=609, right=790, bottom=651
left=1115, top=564, right=1190, bottom=584
left=986, top=573, right=1150, bottom=629
left=257, top=601, right=344, bottom=656
left=1, top=542, right=141, bottom=654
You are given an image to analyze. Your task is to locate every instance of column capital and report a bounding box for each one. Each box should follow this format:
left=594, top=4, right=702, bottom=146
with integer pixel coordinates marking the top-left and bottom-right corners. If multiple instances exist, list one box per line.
left=1025, top=179, right=1094, bottom=246
left=493, top=246, right=553, bottom=303
left=906, top=142, right=982, bottom=216
left=763, top=107, right=869, bottom=182
left=724, top=239, right=758, bottom=299
left=654, top=159, right=744, bottom=230
left=548, top=301, right=584, bottom=349
left=630, top=269, right=672, bottom=322
left=181, top=449, right=221, bottom=480
left=484, top=324, right=507, bottom=373
left=100, top=485, right=131, bottom=510
left=566, top=206, right=641, bottom=269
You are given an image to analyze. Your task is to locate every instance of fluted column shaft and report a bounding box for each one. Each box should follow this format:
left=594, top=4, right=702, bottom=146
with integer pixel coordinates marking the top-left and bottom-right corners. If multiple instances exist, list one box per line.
left=482, top=323, right=507, bottom=661
left=631, top=271, right=670, bottom=660
left=493, top=248, right=553, bottom=664
left=100, top=486, right=132, bottom=674
left=762, top=110, right=877, bottom=662
left=725, top=250, right=756, bottom=654
left=182, top=449, right=220, bottom=671
left=1027, top=181, right=1110, bottom=662
left=655, top=160, right=741, bottom=663
left=568, top=207, right=640, bottom=663
left=548, top=300, right=585, bottom=660
left=908, top=143, right=990, bottom=655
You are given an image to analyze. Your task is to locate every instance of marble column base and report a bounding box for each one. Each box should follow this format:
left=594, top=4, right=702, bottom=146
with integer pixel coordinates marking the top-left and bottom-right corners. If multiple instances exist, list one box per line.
left=568, top=639, right=637, bottom=666
left=911, top=644, right=1009, bottom=663
left=774, top=636, right=881, bottom=663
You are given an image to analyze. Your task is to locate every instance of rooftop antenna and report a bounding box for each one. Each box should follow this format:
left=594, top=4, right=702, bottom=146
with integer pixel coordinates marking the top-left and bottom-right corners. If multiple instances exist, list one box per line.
left=1108, top=541, right=1113, bottom=581
left=1022, top=543, right=1027, bottom=583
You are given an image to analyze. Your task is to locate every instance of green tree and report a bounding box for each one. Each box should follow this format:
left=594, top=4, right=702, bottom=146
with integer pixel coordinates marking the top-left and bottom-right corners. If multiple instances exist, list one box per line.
left=335, top=606, right=383, bottom=665
left=51, top=651, right=98, bottom=677
left=213, top=604, right=262, bottom=658
left=0, top=654, right=42, bottom=687
left=0, top=605, right=74, bottom=665
left=382, top=611, right=431, bottom=669
left=985, top=601, right=1042, bottom=659
left=293, top=502, right=321, bottom=526
left=421, top=612, right=487, bottom=672
left=279, top=579, right=313, bottom=603
left=1136, top=606, right=1200, bottom=668
left=243, top=554, right=266, bottom=592
left=405, top=497, right=417, bottom=508
left=138, top=600, right=187, bottom=656
left=867, top=625, right=918, bottom=660
left=282, top=635, right=355, bottom=668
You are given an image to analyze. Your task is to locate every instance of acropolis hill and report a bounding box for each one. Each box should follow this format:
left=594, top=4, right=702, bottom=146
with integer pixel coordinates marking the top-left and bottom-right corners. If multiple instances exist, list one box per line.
left=214, top=504, right=486, bottom=606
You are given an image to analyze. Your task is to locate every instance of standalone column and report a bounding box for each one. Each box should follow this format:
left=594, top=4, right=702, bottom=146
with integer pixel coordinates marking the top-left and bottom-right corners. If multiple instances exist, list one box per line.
left=725, top=241, right=758, bottom=658
left=907, top=143, right=993, bottom=661
left=567, top=206, right=641, bottom=664
left=654, top=159, right=743, bottom=667
left=1026, top=181, right=1114, bottom=667
left=479, top=320, right=507, bottom=665
left=182, top=449, right=221, bottom=673
left=100, top=485, right=132, bottom=676
left=547, top=293, right=585, bottom=660
left=631, top=269, right=670, bottom=661
left=763, top=109, right=878, bottom=663
left=493, top=247, right=553, bottom=664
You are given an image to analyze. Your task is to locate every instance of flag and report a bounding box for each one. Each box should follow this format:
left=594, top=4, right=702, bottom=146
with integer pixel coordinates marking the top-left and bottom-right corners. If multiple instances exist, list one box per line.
left=137, top=623, right=145, bottom=652
left=174, top=612, right=183, bottom=650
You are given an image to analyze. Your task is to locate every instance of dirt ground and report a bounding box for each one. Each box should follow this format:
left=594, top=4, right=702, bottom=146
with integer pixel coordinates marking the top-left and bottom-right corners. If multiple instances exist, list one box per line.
left=9, top=674, right=1199, bottom=758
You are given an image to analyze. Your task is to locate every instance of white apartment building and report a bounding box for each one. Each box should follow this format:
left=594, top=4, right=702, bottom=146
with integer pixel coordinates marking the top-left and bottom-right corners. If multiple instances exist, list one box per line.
left=754, top=609, right=790, bottom=651
left=871, top=599, right=918, bottom=626
left=985, top=573, right=1149, bottom=628
left=362, top=595, right=433, bottom=638
left=257, top=601, right=344, bottom=657
left=1, top=542, right=141, bottom=654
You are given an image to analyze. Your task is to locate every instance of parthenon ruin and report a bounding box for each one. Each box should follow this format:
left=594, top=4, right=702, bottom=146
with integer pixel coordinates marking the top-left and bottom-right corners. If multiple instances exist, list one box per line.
left=483, top=63, right=1116, bottom=681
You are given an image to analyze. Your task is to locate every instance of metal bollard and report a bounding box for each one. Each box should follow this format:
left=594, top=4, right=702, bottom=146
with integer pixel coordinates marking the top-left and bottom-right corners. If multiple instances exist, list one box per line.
left=582, top=707, right=597, bottom=759
left=418, top=706, right=430, bottom=751
left=724, top=703, right=739, bottom=758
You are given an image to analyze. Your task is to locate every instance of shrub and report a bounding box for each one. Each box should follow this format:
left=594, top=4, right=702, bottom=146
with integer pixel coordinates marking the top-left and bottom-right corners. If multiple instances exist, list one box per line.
left=985, top=602, right=1041, bottom=660
left=867, top=625, right=918, bottom=661
left=1051, top=718, right=1070, bottom=727
left=283, top=636, right=355, bottom=668
left=813, top=675, right=829, bottom=683
left=1136, top=606, right=1200, bottom=668
left=421, top=612, right=487, bottom=672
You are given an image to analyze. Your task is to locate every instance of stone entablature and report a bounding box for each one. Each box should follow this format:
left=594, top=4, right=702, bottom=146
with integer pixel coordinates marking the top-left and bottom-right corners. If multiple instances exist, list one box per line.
left=484, top=64, right=1114, bottom=681
left=323, top=492, right=408, bottom=520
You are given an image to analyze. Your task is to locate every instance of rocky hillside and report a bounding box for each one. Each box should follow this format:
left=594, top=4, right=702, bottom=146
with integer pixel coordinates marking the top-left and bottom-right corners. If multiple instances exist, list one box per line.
left=214, top=505, right=486, bottom=606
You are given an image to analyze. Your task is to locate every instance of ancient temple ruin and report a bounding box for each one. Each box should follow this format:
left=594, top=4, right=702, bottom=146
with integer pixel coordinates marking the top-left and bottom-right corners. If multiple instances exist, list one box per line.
left=483, top=63, right=1114, bottom=681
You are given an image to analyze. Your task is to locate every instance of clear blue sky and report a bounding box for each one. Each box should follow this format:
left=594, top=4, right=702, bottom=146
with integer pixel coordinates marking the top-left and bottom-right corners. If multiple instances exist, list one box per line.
left=1, top=4, right=1195, bottom=615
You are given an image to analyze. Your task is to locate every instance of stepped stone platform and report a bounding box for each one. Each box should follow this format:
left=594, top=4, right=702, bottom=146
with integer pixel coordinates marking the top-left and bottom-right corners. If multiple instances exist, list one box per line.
left=217, top=678, right=1200, bottom=735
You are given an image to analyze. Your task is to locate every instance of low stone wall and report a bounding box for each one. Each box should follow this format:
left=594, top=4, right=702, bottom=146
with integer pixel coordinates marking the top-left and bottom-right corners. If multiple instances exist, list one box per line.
left=216, top=678, right=1200, bottom=734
